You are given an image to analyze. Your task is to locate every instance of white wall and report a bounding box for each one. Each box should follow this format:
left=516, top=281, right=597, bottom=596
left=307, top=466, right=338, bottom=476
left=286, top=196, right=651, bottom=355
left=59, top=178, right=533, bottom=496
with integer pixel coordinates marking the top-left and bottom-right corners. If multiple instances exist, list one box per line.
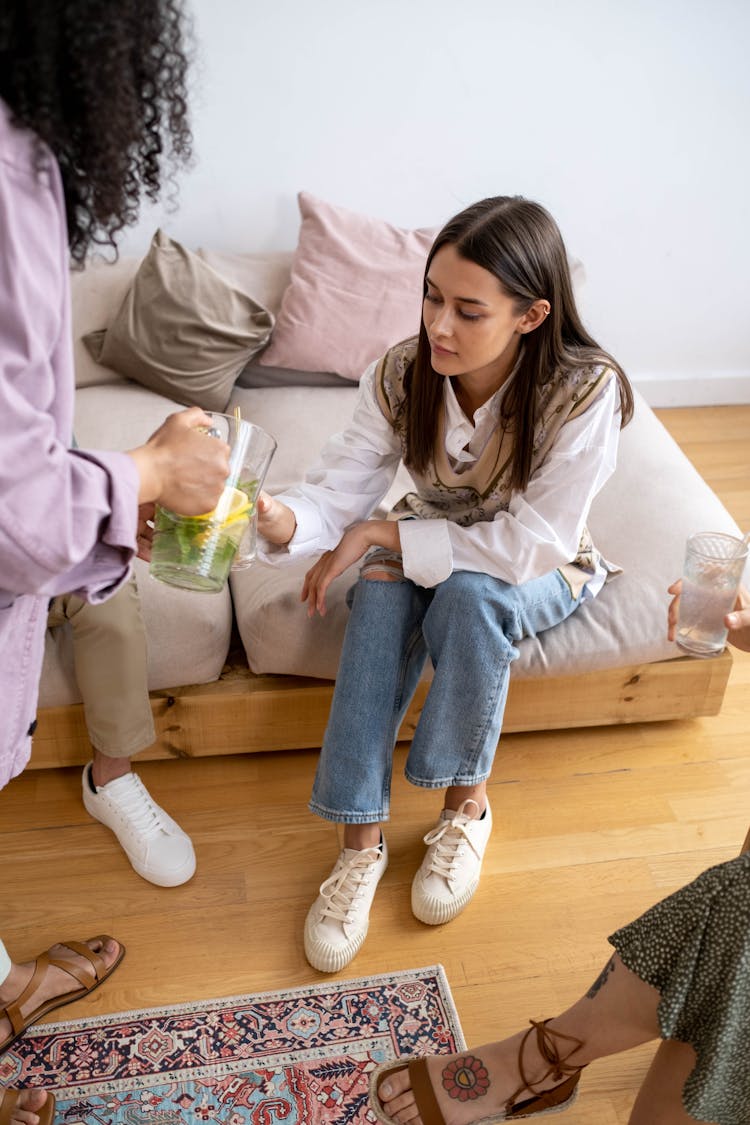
left=121, top=0, right=750, bottom=406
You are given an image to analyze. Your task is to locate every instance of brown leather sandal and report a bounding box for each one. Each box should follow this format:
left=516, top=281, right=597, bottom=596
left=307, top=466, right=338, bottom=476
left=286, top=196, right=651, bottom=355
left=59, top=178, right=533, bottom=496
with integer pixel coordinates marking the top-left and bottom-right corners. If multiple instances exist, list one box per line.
left=504, top=1019, right=587, bottom=1117
left=0, top=936, right=125, bottom=1055
left=0, top=1089, right=56, bottom=1125
left=369, top=1018, right=587, bottom=1124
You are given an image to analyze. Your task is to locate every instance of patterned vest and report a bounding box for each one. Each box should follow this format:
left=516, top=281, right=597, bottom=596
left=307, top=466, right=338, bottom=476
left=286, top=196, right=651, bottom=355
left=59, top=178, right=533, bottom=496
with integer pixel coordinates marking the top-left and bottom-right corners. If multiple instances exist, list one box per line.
left=374, top=336, right=616, bottom=588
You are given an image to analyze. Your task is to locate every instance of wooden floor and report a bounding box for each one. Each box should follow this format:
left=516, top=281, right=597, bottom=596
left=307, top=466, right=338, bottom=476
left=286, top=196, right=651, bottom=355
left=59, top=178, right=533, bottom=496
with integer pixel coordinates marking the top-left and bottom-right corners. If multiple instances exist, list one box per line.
left=2, top=404, right=749, bottom=1123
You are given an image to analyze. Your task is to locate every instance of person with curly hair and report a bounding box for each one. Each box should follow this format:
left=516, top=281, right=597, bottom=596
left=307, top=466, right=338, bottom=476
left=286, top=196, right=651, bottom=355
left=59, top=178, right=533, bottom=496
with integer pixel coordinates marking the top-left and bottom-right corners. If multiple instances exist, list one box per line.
left=0, top=4, right=229, bottom=1122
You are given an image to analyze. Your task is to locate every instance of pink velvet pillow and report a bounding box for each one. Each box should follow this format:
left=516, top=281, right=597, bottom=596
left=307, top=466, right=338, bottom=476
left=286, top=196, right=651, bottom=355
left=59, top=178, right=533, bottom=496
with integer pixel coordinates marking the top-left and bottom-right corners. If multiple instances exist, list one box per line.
left=259, top=192, right=437, bottom=381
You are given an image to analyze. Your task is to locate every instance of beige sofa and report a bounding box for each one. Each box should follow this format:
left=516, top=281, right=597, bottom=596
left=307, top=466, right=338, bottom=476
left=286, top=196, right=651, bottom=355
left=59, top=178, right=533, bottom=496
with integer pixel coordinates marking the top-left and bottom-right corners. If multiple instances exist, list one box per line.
left=32, top=249, right=739, bottom=769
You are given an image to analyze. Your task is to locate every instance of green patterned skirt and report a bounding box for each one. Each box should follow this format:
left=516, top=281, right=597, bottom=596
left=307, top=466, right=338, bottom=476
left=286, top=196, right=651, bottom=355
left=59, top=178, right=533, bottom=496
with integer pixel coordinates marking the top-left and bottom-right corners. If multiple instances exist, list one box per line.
left=609, top=851, right=750, bottom=1124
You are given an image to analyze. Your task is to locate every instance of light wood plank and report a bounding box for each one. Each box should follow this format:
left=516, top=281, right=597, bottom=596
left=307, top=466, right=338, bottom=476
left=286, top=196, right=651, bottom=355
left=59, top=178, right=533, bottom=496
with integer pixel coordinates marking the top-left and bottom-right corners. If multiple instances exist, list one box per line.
left=28, top=651, right=733, bottom=769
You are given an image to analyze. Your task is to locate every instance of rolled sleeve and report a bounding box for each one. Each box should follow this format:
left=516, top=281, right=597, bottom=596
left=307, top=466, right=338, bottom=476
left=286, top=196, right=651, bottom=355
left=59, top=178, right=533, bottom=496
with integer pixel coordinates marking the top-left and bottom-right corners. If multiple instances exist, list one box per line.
left=0, top=442, right=139, bottom=602
left=52, top=448, right=140, bottom=602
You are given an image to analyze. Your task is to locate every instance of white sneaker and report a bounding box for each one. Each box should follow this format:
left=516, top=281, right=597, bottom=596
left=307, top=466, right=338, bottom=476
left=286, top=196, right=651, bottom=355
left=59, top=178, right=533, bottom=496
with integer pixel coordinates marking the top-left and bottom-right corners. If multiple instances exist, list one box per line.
left=82, top=763, right=196, bottom=887
left=304, top=836, right=388, bottom=973
left=411, top=799, right=492, bottom=925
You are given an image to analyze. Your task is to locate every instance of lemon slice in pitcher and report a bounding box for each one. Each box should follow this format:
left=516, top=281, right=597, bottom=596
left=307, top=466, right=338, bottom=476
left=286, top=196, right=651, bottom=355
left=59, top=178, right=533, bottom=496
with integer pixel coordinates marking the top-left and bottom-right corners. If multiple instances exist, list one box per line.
left=220, top=486, right=252, bottom=527
left=194, top=486, right=251, bottom=527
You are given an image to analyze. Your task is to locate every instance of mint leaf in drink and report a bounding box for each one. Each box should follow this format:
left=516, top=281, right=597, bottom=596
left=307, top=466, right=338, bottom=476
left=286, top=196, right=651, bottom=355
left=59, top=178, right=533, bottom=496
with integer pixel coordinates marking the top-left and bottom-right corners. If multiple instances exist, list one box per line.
left=238, top=478, right=259, bottom=504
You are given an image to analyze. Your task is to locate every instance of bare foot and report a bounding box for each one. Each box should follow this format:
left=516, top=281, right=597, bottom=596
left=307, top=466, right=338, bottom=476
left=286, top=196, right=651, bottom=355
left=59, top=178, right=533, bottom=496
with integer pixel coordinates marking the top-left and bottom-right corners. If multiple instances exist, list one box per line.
left=0, top=937, right=121, bottom=1047
left=375, top=1022, right=585, bottom=1125
left=1, top=1088, right=51, bottom=1125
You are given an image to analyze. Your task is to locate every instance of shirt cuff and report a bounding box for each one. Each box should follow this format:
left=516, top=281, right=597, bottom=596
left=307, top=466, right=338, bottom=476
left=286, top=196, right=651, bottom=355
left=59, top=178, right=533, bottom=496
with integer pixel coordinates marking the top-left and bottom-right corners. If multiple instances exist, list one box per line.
left=256, top=495, right=323, bottom=564
left=97, top=450, right=141, bottom=550
left=399, top=518, right=453, bottom=587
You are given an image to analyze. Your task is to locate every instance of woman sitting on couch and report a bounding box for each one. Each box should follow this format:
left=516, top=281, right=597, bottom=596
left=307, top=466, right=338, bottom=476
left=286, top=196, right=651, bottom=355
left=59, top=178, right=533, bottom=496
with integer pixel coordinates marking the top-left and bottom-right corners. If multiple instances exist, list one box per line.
left=258, top=194, right=633, bottom=973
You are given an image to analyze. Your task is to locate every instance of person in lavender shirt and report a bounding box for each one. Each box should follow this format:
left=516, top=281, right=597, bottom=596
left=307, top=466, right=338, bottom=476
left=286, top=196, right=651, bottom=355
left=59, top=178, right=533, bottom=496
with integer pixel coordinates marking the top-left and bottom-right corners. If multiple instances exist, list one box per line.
left=0, top=3, right=230, bottom=1122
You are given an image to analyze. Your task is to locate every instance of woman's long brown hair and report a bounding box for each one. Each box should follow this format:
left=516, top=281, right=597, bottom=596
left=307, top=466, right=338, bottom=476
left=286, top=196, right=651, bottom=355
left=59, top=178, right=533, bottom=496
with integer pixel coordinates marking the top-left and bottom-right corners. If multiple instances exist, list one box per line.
left=403, top=196, right=633, bottom=492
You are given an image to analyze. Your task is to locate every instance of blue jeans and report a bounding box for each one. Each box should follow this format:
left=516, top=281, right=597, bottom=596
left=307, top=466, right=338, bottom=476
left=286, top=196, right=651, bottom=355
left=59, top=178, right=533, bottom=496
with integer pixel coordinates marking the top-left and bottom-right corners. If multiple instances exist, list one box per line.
left=309, top=568, right=583, bottom=824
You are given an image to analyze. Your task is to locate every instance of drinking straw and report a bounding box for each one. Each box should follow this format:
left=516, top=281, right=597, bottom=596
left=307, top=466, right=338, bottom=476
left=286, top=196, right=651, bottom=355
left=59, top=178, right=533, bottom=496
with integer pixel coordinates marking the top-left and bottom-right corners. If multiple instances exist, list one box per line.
left=196, top=408, right=248, bottom=578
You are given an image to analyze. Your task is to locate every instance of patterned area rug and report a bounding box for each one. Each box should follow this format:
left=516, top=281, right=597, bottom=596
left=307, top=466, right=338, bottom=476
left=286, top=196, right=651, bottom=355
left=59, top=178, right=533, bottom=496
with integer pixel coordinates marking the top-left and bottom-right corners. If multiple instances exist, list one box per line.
left=0, top=964, right=464, bottom=1123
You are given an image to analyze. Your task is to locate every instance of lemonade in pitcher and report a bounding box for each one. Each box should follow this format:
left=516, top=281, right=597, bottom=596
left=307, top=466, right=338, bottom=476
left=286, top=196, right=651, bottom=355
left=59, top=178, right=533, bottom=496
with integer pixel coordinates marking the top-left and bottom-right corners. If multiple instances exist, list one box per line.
left=150, top=486, right=251, bottom=593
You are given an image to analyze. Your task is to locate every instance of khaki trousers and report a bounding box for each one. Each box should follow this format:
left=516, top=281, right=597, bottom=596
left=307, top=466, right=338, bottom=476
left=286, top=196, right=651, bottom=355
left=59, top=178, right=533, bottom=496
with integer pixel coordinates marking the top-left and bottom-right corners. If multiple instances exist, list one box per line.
left=47, top=575, right=155, bottom=758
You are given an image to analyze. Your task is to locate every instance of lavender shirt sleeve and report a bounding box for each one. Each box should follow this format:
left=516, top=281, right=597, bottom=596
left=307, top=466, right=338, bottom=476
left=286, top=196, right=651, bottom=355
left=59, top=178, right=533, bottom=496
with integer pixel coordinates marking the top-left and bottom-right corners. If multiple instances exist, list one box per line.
left=0, top=111, right=140, bottom=605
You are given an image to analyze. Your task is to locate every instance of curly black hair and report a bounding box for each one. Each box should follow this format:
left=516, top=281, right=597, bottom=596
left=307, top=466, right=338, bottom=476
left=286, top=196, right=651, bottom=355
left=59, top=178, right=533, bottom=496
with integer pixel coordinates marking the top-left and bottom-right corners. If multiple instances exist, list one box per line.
left=0, top=0, right=193, bottom=263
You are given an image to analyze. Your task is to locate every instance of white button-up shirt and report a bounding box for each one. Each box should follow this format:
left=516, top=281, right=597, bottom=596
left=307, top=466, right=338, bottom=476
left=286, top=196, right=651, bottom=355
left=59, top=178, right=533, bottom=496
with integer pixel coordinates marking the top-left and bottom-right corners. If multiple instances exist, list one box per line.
left=263, top=360, right=621, bottom=595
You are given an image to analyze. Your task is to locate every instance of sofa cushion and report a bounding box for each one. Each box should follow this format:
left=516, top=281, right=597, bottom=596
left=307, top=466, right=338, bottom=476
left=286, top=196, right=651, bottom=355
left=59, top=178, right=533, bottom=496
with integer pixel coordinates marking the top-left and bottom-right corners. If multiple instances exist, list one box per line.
left=83, top=231, right=274, bottom=412
left=237, top=363, right=352, bottom=390
left=39, top=557, right=233, bottom=706
left=73, top=382, right=193, bottom=452
left=195, top=250, right=350, bottom=388
left=258, top=191, right=437, bottom=381
left=71, top=256, right=139, bottom=389
left=196, top=249, right=293, bottom=315
left=228, top=383, right=360, bottom=494
left=230, top=391, right=742, bottom=681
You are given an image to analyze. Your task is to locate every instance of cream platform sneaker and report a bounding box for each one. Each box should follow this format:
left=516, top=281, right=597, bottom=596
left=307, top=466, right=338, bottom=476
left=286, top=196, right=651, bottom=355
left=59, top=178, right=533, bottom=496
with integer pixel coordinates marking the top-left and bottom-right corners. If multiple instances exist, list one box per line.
left=304, top=836, right=388, bottom=972
left=82, top=763, right=196, bottom=887
left=411, top=799, right=493, bottom=925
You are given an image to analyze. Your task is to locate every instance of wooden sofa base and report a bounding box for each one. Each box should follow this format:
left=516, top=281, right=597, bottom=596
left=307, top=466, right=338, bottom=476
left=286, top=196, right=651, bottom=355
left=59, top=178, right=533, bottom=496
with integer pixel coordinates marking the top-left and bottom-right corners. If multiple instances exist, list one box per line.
left=30, top=650, right=732, bottom=770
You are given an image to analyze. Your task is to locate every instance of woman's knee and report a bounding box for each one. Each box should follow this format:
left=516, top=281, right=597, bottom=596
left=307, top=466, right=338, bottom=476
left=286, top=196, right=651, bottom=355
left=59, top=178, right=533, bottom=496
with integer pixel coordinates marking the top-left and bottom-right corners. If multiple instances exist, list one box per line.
left=360, top=550, right=405, bottom=583
left=443, top=569, right=490, bottom=592
left=362, top=569, right=401, bottom=582
left=425, top=571, right=519, bottom=649
left=432, top=570, right=511, bottom=614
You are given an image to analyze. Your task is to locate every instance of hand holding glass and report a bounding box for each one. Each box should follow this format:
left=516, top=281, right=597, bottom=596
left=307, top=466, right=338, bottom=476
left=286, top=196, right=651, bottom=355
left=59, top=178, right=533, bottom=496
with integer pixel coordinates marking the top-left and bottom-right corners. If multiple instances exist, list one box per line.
left=675, top=532, right=749, bottom=657
left=149, top=413, right=277, bottom=593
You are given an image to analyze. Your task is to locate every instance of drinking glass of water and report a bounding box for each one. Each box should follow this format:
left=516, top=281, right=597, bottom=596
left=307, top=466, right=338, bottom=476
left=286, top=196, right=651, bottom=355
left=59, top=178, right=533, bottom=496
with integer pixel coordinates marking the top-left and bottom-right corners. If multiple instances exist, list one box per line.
left=675, top=532, right=749, bottom=657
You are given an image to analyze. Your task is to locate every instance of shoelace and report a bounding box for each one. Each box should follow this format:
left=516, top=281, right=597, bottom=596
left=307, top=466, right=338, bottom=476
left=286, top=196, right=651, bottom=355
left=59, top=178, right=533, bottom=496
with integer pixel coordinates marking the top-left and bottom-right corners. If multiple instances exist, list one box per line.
left=422, top=799, right=483, bottom=878
left=318, top=847, right=382, bottom=923
left=103, top=774, right=168, bottom=839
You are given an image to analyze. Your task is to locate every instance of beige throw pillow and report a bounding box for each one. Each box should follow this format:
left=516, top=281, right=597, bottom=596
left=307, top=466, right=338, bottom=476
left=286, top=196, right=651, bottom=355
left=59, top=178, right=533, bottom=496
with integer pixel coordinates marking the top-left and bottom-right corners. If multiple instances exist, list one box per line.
left=84, top=230, right=274, bottom=412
